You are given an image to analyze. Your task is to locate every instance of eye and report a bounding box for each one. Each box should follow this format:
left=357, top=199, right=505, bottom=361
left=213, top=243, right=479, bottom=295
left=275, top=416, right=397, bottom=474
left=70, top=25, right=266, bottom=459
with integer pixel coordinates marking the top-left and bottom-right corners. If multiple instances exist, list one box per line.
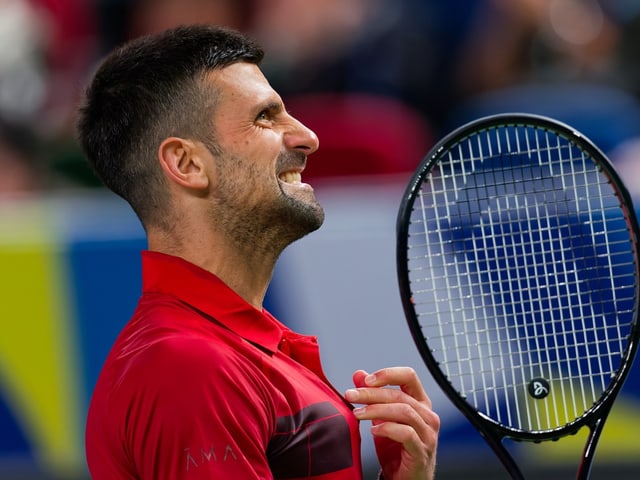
left=254, top=102, right=282, bottom=126
left=255, top=110, right=271, bottom=123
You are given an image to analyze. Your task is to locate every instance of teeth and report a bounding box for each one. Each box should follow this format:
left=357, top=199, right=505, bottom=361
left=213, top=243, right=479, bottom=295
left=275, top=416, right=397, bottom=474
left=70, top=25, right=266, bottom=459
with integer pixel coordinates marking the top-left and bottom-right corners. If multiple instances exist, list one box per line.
left=279, top=171, right=302, bottom=184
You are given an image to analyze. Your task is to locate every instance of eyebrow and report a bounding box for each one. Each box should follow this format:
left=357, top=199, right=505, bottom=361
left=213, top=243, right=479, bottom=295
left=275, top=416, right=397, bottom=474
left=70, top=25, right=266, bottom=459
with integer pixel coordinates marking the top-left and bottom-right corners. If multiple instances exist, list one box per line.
left=258, top=100, right=284, bottom=115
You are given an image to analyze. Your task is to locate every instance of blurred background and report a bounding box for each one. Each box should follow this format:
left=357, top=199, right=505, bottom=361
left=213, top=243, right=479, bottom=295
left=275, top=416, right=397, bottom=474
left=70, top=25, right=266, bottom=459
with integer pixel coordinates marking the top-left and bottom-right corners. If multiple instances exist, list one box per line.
left=2, top=0, right=640, bottom=478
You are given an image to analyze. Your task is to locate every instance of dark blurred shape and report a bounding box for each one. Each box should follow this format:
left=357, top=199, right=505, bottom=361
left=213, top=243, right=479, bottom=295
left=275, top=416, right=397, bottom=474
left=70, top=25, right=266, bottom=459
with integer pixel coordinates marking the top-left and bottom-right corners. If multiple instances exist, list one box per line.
left=453, top=0, right=622, bottom=99
left=257, top=0, right=481, bottom=133
left=446, top=0, right=640, bottom=156
left=126, top=0, right=256, bottom=39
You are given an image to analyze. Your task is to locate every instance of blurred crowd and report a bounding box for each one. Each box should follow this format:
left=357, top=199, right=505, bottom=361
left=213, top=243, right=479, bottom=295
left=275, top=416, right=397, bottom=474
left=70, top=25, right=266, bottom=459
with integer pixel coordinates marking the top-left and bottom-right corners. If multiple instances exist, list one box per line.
left=2, top=0, right=640, bottom=197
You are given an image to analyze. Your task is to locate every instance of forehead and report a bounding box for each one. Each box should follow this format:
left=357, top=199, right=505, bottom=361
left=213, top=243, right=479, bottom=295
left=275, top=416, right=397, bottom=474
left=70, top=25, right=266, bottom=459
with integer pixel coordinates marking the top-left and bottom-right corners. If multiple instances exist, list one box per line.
left=207, top=62, right=280, bottom=110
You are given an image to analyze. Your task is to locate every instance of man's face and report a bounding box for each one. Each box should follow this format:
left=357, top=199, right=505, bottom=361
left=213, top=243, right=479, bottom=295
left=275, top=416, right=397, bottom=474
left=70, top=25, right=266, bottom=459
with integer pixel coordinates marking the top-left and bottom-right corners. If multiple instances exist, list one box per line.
left=204, top=62, right=324, bottom=249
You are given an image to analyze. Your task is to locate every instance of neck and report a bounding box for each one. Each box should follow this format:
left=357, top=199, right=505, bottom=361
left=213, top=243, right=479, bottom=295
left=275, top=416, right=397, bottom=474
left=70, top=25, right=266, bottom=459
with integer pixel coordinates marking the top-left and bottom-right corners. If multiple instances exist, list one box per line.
left=147, top=228, right=279, bottom=310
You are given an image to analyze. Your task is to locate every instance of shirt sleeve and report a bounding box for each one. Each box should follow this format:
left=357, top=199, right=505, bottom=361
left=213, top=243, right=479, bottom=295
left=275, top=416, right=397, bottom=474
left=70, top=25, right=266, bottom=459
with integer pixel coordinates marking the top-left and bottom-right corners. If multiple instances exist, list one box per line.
left=122, top=336, right=276, bottom=479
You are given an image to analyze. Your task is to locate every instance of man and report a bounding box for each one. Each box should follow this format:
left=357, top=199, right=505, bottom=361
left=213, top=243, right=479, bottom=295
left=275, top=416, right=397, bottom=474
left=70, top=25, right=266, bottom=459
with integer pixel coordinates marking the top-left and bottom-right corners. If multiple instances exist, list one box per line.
left=78, top=24, right=439, bottom=479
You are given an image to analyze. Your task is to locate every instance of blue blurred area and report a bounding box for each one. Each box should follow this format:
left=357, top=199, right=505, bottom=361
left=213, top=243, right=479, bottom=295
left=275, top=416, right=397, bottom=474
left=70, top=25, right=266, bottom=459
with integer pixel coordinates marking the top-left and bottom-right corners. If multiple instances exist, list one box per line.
left=67, top=238, right=146, bottom=399
left=0, top=393, right=29, bottom=454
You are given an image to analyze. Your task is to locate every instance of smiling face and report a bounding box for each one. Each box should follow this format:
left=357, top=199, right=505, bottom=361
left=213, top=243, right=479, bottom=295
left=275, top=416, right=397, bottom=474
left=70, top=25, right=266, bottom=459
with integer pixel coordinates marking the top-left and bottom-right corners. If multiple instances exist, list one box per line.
left=203, top=62, right=324, bottom=252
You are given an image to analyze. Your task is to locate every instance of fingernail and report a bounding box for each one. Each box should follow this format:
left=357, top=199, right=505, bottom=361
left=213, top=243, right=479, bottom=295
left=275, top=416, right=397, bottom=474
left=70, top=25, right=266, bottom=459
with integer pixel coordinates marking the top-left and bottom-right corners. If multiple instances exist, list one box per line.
left=365, top=374, right=376, bottom=385
left=352, top=406, right=366, bottom=417
left=345, top=389, right=359, bottom=401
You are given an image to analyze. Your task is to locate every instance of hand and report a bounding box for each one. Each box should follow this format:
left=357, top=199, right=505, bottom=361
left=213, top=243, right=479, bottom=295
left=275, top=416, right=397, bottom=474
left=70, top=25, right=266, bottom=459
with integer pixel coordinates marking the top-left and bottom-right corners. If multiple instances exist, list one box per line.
left=345, top=367, right=439, bottom=480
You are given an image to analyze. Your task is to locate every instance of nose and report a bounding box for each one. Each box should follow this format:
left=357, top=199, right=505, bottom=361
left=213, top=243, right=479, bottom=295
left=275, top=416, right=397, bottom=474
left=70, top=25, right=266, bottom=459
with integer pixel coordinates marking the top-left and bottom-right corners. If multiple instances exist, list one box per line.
left=284, top=114, right=319, bottom=155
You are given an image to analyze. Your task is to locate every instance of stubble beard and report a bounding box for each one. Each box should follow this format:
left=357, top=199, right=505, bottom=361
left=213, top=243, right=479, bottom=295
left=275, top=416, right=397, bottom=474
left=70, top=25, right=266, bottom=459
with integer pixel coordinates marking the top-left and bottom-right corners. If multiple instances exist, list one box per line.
left=212, top=157, right=324, bottom=259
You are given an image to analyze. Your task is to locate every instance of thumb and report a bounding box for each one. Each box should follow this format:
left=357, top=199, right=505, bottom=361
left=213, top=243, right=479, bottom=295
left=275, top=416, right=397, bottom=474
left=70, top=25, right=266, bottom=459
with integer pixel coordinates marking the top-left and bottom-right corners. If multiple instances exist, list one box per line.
left=352, top=369, right=369, bottom=388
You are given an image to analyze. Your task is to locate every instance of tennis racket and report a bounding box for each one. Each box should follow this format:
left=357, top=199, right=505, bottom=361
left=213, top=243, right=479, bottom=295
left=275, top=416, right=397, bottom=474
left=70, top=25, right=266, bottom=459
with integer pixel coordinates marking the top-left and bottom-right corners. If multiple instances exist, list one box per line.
left=396, top=113, right=640, bottom=479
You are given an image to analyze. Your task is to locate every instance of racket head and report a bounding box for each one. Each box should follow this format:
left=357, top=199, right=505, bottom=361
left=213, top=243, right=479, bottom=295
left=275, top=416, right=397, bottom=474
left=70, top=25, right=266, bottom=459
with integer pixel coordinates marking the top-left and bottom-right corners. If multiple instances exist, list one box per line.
left=397, top=113, right=640, bottom=442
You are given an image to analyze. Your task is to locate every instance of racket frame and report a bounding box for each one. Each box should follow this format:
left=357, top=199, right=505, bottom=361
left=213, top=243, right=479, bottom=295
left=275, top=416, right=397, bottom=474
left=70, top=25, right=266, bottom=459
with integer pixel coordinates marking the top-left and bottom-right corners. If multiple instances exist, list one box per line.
left=396, top=113, right=640, bottom=479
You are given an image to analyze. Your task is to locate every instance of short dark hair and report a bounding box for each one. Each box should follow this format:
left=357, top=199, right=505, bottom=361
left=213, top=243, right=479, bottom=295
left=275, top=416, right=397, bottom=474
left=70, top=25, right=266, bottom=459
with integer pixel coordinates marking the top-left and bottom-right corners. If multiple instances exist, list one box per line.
left=76, top=25, right=264, bottom=229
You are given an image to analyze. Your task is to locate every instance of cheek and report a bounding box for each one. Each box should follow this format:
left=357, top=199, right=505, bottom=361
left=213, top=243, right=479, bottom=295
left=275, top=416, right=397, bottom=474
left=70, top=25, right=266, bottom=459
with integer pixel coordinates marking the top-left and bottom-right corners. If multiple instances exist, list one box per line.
left=214, top=145, right=280, bottom=203
left=245, top=147, right=279, bottom=184
left=235, top=159, right=279, bottom=204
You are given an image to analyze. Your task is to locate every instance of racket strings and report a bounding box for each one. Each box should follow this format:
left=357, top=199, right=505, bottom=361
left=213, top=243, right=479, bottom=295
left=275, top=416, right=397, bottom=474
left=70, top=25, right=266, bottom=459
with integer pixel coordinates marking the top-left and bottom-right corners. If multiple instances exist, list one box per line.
left=407, top=124, right=637, bottom=432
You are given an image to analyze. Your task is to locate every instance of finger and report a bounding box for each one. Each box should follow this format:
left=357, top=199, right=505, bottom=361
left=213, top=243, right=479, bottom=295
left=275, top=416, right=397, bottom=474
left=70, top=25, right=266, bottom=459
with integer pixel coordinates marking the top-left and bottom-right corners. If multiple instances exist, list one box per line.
left=346, top=387, right=439, bottom=436
left=345, top=390, right=432, bottom=439
left=346, top=384, right=418, bottom=406
left=353, top=401, right=440, bottom=437
left=363, top=367, right=432, bottom=408
left=345, top=385, right=440, bottom=440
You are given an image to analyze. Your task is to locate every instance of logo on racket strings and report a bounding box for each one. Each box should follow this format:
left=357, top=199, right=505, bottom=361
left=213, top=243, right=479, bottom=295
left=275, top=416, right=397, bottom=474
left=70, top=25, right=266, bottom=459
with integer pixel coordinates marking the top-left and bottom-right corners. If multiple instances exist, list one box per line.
left=528, top=378, right=550, bottom=399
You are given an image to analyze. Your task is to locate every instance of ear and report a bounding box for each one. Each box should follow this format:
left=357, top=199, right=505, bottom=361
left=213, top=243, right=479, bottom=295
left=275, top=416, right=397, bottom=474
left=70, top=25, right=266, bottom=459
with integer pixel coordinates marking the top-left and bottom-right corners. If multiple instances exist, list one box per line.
left=158, top=137, right=210, bottom=190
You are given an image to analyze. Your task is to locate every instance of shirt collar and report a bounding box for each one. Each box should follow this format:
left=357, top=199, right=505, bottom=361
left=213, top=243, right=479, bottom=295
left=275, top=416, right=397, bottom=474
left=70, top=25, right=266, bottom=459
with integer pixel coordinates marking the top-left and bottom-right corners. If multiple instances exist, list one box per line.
left=141, top=250, right=284, bottom=353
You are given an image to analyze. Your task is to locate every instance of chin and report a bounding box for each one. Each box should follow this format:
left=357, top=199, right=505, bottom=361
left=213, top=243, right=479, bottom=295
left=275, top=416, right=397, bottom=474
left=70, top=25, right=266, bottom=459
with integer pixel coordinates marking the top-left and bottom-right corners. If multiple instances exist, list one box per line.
left=282, top=197, right=325, bottom=242
left=296, top=202, right=325, bottom=233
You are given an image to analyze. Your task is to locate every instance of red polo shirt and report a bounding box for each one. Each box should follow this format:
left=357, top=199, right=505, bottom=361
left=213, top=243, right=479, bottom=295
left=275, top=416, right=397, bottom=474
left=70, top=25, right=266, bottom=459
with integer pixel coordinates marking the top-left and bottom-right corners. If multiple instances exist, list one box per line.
left=85, top=251, right=363, bottom=479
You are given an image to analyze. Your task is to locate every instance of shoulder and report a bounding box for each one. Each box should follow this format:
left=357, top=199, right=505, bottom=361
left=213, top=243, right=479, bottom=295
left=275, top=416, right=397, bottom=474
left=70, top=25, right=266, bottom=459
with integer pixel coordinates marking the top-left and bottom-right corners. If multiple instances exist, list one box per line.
left=95, top=295, right=275, bottom=410
left=87, top=293, right=281, bottom=478
left=113, top=318, right=263, bottom=395
left=117, top=295, right=243, bottom=370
